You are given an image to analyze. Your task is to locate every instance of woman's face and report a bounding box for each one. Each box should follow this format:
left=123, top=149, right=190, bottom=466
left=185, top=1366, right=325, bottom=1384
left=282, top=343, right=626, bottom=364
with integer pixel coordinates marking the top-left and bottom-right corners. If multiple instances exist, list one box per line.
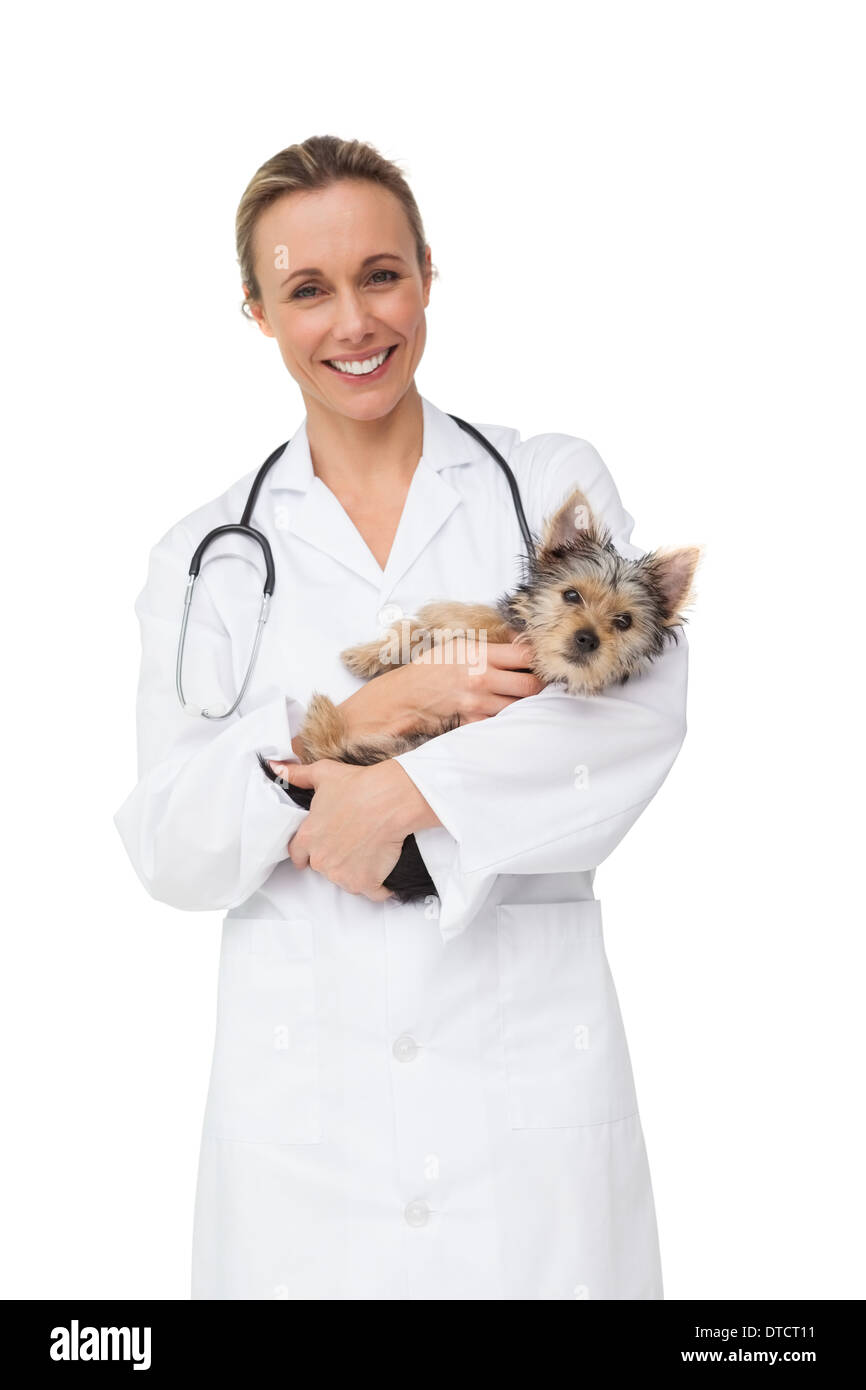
left=247, top=180, right=432, bottom=422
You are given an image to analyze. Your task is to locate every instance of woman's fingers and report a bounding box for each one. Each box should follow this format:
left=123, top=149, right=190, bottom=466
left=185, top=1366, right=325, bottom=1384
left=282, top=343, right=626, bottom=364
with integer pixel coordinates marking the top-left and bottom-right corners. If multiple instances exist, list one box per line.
left=485, top=639, right=537, bottom=668
left=487, top=667, right=545, bottom=698
left=455, top=640, right=544, bottom=718
left=483, top=642, right=545, bottom=695
left=363, top=884, right=395, bottom=902
left=459, top=694, right=523, bottom=722
left=399, top=635, right=544, bottom=725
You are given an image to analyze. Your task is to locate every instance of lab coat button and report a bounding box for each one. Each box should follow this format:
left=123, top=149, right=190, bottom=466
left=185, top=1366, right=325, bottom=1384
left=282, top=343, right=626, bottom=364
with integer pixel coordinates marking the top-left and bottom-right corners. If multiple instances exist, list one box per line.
left=392, top=1034, right=419, bottom=1063
left=377, top=603, right=403, bottom=628
left=404, top=1199, right=430, bottom=1228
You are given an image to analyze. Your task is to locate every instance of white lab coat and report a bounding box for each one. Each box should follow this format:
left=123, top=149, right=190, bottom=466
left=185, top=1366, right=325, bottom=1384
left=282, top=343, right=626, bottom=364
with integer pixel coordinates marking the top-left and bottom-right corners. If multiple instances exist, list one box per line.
left=114, top=395, right=689, bottom=1300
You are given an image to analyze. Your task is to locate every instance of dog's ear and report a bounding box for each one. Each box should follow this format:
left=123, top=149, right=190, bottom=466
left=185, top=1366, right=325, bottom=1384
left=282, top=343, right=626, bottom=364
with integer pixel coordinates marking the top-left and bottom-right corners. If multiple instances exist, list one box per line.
left=644, top=546, right=701, bottom=623
left=540, top=487, right=602, bottom=552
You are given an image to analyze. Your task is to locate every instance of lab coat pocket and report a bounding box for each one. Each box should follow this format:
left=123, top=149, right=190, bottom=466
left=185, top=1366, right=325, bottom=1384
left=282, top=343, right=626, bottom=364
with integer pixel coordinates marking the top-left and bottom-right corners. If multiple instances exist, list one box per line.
left=201, top=916, right=321, bottom=1145
left=496, top=900, right=639, bottom=1129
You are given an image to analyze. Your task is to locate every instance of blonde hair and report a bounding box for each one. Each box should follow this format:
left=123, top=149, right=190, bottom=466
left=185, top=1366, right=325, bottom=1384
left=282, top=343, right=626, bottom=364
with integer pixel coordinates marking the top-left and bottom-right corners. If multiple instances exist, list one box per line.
left=235, top=134, right=437, bottom=320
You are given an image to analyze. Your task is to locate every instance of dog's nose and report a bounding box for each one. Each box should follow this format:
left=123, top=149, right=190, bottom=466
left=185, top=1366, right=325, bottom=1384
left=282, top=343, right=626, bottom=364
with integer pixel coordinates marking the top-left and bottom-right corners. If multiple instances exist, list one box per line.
left=573, top=628, right=600, bottom=654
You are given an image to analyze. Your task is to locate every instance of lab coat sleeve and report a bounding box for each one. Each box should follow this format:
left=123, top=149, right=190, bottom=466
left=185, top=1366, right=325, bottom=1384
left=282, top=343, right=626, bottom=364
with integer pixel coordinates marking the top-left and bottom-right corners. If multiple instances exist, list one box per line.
left=113, top=518, right=308, bottom=912
left=393, top=436, right=690, bottom=943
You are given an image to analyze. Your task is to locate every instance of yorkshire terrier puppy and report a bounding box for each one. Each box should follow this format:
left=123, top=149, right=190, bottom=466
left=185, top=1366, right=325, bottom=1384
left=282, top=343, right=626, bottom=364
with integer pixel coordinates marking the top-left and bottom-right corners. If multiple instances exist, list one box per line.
left=259, top=486, right=699, bottom=902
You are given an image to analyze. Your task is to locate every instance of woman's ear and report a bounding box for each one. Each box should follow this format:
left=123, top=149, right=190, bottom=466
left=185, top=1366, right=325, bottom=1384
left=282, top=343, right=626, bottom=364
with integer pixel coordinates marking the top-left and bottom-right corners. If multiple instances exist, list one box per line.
left=245, top=286, right=276, bottom=339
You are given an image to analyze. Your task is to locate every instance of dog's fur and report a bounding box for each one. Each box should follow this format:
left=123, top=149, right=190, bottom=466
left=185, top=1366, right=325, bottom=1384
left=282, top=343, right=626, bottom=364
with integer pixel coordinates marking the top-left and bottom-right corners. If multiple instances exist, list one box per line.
left=287, top=485, right=699, bottom=763
left=258, top=485, right=699, bottom=900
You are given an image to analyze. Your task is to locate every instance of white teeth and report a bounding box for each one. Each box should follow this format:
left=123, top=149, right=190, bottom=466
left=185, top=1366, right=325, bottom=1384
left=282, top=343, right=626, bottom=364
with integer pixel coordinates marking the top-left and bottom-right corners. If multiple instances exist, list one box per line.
left=327, top=347, right=391, bottom=375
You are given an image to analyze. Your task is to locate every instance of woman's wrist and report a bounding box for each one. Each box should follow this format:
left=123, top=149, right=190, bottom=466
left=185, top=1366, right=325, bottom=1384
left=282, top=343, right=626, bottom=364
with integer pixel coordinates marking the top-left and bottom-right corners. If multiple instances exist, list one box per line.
left=363, top=757, right=443, bottom=837
left=337, top=664, right=422, bottom=741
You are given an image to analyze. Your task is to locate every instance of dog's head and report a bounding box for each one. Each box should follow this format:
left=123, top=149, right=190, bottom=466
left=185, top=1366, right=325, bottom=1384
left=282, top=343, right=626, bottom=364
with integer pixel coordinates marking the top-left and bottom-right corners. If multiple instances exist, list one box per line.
left=498, top=487, right=700, bottom=695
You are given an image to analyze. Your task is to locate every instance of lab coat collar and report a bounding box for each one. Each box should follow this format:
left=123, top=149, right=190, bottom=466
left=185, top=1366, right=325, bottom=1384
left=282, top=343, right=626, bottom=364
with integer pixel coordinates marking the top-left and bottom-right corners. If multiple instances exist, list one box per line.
left=264, top=396, right=492, bottom=598
left=265, top=395, right=488, bottom=491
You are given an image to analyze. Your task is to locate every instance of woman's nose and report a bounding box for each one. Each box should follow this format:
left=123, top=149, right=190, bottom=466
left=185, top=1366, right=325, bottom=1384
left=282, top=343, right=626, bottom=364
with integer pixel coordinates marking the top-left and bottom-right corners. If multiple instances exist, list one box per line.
left=329, top=292, right=376, bottom=341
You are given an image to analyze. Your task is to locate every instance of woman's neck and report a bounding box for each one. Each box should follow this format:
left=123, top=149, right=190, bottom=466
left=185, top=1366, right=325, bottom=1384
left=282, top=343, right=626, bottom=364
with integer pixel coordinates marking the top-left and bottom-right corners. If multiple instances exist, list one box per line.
left=303, top=385, right=424, bottom=498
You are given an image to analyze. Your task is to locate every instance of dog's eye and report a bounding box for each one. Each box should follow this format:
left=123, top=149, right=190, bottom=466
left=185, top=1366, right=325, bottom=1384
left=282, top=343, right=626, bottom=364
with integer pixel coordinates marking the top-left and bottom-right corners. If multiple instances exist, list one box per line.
left=563, top=588, right=584, bottom=605
left=612, top=614, right=633, bottom=631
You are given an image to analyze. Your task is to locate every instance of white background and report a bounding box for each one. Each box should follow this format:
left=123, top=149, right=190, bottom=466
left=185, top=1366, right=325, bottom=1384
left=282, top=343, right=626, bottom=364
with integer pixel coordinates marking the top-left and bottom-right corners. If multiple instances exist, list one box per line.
left=2, top=0, right=863, bottom=1299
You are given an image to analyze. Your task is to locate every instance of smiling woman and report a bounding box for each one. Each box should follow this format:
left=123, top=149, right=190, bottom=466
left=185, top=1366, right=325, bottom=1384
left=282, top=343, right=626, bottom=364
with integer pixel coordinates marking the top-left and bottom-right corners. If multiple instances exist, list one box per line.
left=239, top=169, right=435, bottom=433
left=113, top=133, right=691, bottom=1303
left=236, top=164, right=444, bottom=572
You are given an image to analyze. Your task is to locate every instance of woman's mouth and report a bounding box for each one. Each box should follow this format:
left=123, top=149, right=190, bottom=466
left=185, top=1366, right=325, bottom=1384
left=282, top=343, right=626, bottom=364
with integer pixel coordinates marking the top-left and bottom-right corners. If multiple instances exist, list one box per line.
left=322, top=344, right=398, bottom=381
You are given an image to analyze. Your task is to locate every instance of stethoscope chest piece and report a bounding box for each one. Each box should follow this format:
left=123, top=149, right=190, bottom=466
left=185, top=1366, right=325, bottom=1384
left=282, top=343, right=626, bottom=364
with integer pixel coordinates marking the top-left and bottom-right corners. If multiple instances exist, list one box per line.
left=176, top=438, right=287, bottom=719
left=175, top=525, right=274, bottom=718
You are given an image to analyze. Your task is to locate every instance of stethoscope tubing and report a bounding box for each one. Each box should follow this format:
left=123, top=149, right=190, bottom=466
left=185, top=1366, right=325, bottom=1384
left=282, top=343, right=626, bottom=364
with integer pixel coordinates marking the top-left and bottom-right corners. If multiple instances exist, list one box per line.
left=175, top=415, right=534, bottom=718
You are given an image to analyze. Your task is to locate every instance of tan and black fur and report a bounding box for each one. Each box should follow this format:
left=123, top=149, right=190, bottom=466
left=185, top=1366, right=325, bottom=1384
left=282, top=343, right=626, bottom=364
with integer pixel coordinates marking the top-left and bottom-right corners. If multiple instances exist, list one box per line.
left=290, top=485, right=699, bottom=765
left=257, top=486, right=699, bottom=901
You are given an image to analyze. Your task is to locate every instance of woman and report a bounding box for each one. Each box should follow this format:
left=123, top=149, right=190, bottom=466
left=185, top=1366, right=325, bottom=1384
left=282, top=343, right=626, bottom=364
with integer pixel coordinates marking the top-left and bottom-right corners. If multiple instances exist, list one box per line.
left=114, top=135, right=690, bottom=1300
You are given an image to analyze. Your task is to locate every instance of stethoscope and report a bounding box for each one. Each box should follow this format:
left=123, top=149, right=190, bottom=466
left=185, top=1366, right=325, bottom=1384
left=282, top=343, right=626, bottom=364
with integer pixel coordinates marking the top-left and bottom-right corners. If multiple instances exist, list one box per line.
left=175, top=414, right=536, bottom=719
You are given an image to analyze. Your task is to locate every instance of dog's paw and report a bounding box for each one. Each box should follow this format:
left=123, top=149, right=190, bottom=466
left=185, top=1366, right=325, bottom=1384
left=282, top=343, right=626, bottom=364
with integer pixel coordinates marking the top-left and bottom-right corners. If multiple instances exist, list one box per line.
left=340, top=636, right=396, bottom=678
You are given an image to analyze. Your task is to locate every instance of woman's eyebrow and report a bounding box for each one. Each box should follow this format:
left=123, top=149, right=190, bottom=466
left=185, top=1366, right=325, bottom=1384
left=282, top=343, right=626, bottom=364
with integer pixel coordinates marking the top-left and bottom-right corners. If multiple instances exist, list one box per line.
left=280, top=253, right=406, bottom=288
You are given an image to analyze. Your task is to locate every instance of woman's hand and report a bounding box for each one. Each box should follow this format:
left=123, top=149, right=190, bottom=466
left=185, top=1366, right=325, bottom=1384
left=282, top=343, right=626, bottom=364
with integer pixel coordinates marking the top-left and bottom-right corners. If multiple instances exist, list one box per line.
left=271, top=632, right=544, bottom=895
left=335, top=633, right=545, bottom=744
left=408, top=633, right=545, bottom=725
left=269, top=758, right=439, bottom=900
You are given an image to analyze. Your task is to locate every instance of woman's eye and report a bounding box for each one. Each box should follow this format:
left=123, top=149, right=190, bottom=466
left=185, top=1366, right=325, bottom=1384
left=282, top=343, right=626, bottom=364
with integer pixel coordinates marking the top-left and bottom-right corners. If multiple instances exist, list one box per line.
left=291, top=268, right=398, bottom=300
left=613, top=613, right=633, bottom=631
left=563, top=589, right=584, bottom=605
